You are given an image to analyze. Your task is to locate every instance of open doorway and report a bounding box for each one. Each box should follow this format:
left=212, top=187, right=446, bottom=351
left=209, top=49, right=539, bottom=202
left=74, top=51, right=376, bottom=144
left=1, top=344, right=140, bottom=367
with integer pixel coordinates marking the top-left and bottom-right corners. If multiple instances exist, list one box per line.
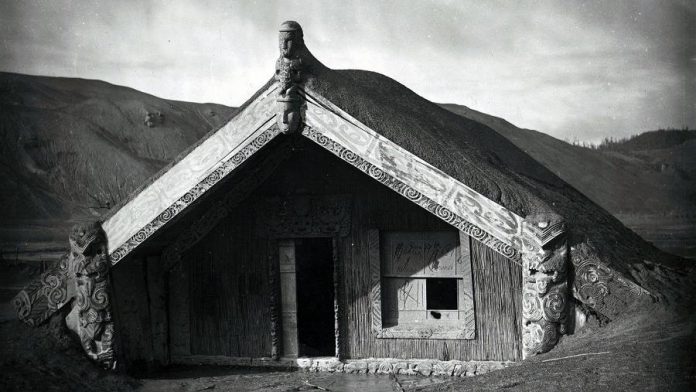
left=295, top=237, right=335, bottom=357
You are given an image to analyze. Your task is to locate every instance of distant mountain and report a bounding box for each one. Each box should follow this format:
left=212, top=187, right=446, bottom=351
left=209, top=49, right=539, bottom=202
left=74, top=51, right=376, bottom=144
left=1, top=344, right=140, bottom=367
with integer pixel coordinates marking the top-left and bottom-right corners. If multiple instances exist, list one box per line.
left=595, top=129, right=696, bottom=153
left=441, top=103, right=696, bottom=258
left=0, top=72, right=237, bottom=248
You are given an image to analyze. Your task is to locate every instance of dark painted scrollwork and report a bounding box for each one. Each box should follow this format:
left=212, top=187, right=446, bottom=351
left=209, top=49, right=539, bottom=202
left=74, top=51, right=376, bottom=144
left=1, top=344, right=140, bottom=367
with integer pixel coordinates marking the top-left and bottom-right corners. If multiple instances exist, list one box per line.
left=255, top=195, right=352, bottom=238
left=13, top=255, right=70, bottom=327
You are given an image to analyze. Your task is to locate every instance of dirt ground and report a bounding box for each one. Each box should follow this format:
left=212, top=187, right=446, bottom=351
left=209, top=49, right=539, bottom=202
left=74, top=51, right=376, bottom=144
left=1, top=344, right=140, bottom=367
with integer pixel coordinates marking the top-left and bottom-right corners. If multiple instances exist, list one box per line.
left=1, top=301, right=695, bottom=392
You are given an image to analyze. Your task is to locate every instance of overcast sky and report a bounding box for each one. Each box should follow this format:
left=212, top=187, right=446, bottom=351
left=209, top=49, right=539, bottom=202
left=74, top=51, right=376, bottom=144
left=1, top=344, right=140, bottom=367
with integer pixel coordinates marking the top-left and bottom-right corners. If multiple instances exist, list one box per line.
left=1, top=0, right=694, bottom=142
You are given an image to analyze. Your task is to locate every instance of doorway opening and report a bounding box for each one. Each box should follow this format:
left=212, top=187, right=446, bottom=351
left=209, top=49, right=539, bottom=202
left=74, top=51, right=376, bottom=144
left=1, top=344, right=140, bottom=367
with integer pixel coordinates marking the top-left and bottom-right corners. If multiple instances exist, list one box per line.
left=295, top=237, right=335, bottom=357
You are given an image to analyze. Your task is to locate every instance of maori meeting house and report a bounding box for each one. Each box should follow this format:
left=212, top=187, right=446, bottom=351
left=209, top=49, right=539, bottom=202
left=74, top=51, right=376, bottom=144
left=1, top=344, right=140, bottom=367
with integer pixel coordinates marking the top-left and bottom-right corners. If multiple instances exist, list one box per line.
left=12, top=21, right=682, bottom=375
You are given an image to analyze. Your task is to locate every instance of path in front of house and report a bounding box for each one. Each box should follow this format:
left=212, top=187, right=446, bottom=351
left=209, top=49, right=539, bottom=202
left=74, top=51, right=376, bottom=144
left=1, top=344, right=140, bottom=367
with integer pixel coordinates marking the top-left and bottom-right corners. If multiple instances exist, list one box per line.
left=2, top=259, right=695, bottom=392
left=139, top=366, right=447, bottom=392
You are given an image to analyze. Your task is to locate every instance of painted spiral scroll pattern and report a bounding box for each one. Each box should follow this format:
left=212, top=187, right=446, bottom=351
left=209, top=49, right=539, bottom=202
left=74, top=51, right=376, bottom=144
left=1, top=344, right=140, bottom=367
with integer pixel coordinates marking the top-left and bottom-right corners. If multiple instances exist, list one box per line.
left=367, top=165, right=386, bottom=182
left=110, top=124, right=281, bottom=264
left=543, top=285, right=567, bottom=323
left=13, top=290, right=32, bottom=324
left=522, top=320, right=559, bottom=355
left=522, top=285, right=544, bottom=322
left=301, top=125, right=520, bottom=263
left=572, top=254, right=651, bottom=318
left=14, top=256, right=71, bottom=327
left=434, top=204, right=455, bottom=221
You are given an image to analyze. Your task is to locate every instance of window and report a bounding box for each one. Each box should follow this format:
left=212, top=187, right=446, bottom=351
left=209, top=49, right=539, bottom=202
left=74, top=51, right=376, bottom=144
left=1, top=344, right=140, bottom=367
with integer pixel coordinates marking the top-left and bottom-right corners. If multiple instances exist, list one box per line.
left=369, top=230, right=475, bottom=339
left=426, top=278, right=458, bottom=311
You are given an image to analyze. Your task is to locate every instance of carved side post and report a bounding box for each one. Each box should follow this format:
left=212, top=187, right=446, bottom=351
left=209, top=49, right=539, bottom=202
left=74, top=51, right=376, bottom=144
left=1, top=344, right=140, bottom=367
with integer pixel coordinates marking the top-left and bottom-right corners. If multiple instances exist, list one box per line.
left=521, top=213, right=569, bottom=359
left=60, top=222, right=116, bottom=369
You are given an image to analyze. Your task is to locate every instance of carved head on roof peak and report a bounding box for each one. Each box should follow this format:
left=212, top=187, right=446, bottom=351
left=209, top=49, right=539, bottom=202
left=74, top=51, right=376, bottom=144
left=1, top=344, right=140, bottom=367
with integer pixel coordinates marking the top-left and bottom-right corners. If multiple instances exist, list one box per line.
left=278, top=21, right=304, bottom=59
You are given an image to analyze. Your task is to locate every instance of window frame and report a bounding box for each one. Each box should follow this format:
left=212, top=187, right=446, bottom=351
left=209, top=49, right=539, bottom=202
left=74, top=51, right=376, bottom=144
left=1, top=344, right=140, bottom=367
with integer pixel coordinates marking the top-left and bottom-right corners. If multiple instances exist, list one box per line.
left=369, top=229, right=476, bottom=340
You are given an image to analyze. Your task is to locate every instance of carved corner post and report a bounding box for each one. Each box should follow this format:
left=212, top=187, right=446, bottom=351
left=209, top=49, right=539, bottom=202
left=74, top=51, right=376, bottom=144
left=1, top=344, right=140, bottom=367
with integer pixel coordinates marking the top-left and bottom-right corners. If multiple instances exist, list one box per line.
left=13, top=221, right=116, bottom=369
left=275, top=21, right=307, bottom=134
left=520, top=213, right=569, bottom=359
left=66, top=222, right=117, bottom=369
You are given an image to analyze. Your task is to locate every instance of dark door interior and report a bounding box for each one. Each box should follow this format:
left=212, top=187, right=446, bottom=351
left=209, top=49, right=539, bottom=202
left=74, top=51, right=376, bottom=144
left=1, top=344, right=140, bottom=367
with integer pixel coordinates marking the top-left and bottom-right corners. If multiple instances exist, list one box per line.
left=295, top=237, right=335, bottom=357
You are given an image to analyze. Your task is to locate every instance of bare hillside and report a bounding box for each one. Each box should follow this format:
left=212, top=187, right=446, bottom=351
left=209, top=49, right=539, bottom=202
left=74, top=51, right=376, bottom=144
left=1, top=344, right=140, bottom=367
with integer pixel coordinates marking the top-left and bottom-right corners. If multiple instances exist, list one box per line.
left=441, top=104, right=696, bottom=259
left=0, top=72, right=237, bottom=250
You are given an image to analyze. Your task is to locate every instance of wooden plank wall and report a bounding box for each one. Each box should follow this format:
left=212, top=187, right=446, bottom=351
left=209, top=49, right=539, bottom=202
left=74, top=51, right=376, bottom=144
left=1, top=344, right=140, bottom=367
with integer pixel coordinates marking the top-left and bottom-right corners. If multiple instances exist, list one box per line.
left=184, top=207, right=272, bottom=357
left=168, top=262, right=190, bottom=358
left=159, top=139, right=521, bottom=362
left=110, top=257, right=155, bottom=369
left=341, top=189, right=522, bottom=361
left=146, top=255, right=169, bottom=366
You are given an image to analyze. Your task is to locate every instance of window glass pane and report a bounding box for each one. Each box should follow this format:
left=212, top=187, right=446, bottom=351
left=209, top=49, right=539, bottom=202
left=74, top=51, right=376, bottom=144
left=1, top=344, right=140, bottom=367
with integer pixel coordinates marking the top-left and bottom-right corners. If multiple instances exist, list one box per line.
left=425, top=278, right=458, bottom=310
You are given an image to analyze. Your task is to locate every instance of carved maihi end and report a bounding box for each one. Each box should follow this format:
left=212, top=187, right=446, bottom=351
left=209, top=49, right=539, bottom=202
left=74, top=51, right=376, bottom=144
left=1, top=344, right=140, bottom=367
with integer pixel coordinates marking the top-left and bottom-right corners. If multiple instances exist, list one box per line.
left=12, top=221, right=117, bottom=369
left=275, top=20, right=308, bottom=134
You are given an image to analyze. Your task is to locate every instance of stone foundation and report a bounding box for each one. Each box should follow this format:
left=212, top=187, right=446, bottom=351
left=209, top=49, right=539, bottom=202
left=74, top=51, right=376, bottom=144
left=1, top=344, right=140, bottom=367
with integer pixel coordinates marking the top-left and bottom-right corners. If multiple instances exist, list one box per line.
left=173, top=356, right=514, bottom=377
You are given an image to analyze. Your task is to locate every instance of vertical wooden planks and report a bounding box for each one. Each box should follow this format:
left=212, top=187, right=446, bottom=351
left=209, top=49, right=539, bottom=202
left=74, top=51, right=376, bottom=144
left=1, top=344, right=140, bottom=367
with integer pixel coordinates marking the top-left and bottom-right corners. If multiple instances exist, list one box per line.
left=168, top=261, right=190, bottom=358
left=184, top=207, right=271, bottom=358
left=110, top=256, right=154, bottom=368
left=146, top=255, right=169, bottom=366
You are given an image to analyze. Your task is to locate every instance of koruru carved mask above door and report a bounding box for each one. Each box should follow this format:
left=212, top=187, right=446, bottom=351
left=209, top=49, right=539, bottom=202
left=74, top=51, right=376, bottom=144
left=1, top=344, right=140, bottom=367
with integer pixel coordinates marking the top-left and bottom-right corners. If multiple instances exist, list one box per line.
left=255, top=194, right=352, bottom=238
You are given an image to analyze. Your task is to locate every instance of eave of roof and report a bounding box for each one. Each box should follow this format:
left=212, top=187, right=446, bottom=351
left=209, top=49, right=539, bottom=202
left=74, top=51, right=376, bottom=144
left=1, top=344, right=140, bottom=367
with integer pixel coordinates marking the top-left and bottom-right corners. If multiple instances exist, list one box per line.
left=102, top=83, right=538, bottom=265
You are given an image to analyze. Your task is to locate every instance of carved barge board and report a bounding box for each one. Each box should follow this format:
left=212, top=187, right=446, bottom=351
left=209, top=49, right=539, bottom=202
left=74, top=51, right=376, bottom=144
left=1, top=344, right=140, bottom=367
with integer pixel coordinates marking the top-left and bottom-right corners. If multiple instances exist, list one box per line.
left=103, top=83, right=280, bottom=264
left=102, top=84, right=540, bottom=268
left=302, top=91, right=532, bottom=262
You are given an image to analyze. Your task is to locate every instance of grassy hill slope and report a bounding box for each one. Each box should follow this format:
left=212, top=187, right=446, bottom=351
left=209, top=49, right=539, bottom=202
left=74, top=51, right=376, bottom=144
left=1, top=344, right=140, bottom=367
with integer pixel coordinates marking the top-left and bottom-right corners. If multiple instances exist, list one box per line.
left=0, top=72, right=237, bottom=250
left=441, top=104, right=696, bottom=258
